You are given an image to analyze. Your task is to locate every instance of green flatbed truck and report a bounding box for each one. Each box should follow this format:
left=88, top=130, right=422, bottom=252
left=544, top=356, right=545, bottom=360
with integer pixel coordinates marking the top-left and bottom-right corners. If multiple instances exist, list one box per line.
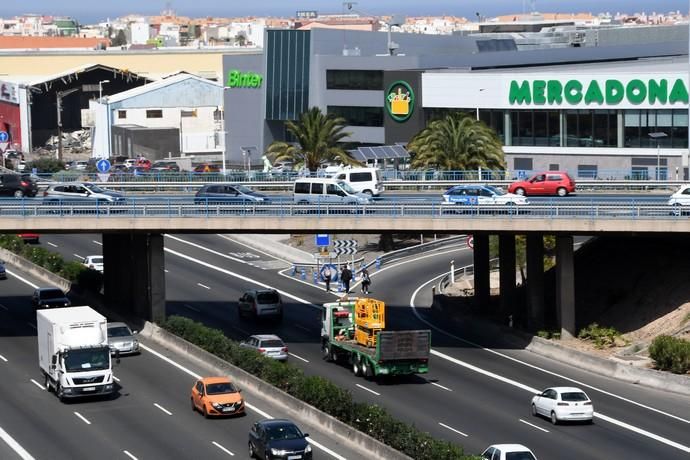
left=320, top=299, right=431, bottom=378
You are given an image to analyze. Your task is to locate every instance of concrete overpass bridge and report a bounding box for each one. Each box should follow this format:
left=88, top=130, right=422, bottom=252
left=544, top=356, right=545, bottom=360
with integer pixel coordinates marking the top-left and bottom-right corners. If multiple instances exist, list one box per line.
left=2, top=201, right=688, bottom=336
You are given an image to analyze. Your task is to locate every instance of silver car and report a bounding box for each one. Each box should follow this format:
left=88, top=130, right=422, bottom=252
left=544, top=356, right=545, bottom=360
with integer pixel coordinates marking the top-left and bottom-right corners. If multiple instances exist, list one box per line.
left=238, top=289, right=283, bottom=320
left=239, top=334, right=288, bottom=361
left=107, top=322, right=140, bottom=355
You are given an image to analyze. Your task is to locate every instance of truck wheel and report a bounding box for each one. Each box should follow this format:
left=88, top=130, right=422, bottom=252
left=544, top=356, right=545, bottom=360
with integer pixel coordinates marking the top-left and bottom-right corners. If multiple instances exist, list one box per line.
left=352, top=355, right=362, bottom=376
left=322, top=343, right=332, bottom=362
left=56, top=383, right=65, bottom=402
left=44, top=374, right=52, bottom=392
left=363, top=360, right=374, bottom=379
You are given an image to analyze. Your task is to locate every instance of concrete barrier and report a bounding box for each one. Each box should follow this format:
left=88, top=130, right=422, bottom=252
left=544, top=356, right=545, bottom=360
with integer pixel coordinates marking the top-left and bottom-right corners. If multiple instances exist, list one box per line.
left=140, top=321, right=411, bottom=460
left=0, top=247, right=70, bottom=292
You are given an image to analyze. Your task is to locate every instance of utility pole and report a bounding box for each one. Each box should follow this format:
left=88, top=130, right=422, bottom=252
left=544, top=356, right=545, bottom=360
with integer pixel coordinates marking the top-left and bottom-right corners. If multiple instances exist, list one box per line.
left=56, top=88, right=79, bottom=161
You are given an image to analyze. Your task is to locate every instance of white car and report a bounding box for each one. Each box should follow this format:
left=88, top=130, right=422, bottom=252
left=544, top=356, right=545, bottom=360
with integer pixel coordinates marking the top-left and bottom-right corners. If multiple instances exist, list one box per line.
left=82, top=255, right=104, bottom=272
left=442, top=185, right=528, bottom=206
left=481, top=444, right=537, bottom=460
left=667, top=184, right=690, bottom=215
left=531, top=386, right=593, bottom=425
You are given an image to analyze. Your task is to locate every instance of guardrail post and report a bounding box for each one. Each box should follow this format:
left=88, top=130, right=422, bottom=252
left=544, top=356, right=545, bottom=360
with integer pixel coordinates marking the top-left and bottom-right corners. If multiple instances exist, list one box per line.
left=450, top=259, right=455, bottom=284
left=291, top=265, right=296, bottom=276
left=301, top=268, right=306, bottom=281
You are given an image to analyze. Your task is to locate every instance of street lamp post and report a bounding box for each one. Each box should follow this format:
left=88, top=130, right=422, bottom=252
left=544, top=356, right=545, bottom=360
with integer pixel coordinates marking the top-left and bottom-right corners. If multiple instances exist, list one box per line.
left=98, top=79, right=110, bottom=102
left=648, top=131, right=668, bottom=180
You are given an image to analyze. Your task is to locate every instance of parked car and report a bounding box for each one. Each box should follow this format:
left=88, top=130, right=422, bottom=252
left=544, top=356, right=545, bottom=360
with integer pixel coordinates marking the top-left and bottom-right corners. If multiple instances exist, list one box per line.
left=31, top=287, right=71, bottom=309
left=240, top=334, right=288, bottom=361
left=17, top=233, right=40, bottom=243
left=123, top=159, right=137, bottom=168
left=107, top=322, right=140, bottom=355
left=270, top=161, right=294, bottom=174
left=110, top=163, right=130, bottom=174
left=531, top=386, right=593, bottom=425
left=81, top=255, right=104, bottom=272
left=481, top=444, right=537, bottom=460
left=193, top=163, right=221, bottom=173
left=238, top=289, right=283, bottom=320
left=195, top=183, right=269, bottom=204
left=442, top=185, right=528, bottom=208
left=151, top=160, right=180, bottom=172
left=43, top=182, right=126, bottom=203
left=190, top=376, right=245, bottom=417
left=135, top=158, right=151, bottom=170
left=667, top=184, right=690, bottom=215
left=508, top=171, right=575, bottom=197
left=0, top=260, right=6, bottom=280
left=0, top=173, right=38, bottom=197
left=248, top=419, right=312, bottom=460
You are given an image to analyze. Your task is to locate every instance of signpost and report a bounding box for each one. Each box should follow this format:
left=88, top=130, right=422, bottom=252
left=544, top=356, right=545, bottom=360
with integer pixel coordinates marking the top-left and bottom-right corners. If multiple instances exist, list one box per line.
left=0, top=131, right=8, bottom=143
left=96, top=158, right=111, bottom=182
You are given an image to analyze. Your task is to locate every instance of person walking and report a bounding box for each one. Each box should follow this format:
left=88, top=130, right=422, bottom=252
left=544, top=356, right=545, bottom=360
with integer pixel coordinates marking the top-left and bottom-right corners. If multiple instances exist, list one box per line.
left=323, top=266, right=333, bottom=292
left=360, top=267, right=371, bottom=294
left=341, top=265, right=352, bottom=294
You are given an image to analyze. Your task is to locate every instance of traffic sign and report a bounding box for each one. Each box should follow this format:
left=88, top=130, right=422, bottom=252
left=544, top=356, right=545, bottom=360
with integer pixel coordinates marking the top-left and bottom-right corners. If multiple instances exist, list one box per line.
left=315, top=233, right=330, bottom=247
left=333, top=239, right=358, bottom=255
left=96, top=158, right=111, bottom=173
left=0, top=131, right=8, bottom=143
left=96, top=173, right=110, bottom=182
left=467, top=235, right=474, bottom=249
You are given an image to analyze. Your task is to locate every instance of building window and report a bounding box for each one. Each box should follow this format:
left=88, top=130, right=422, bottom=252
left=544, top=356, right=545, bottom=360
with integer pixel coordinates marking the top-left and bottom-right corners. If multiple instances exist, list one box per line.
left=118, top=110, right=126, bottom=119
left=549, top=164, right=559, bottom=171
left=577, top=164, right=598, bottom=179
left=326, top=70, right=383, bottom=90
left=513, top=157, right=533, bottom=171
left=181, top=109, right=197, bottom=117
left=624, top=109, right=686, bottom=148
left=146, top=109, right=163, bottom=118
left=327, top=106, right=383, bottom=127
left=266, top=29, right=311, bottom=121
left=214, top=109, right=224, bottom=121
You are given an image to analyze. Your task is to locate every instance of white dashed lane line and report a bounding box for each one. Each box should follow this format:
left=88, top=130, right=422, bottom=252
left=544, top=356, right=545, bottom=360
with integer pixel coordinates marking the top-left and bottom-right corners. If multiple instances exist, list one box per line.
left=74, top=412, right=91, bottom=425
left=519, top=419, right=550, bottom=433
left=429, top=382, right=452, bottom=392
left=0, top=303, right=8, bottom=311
left=196, top=283, right=211, bottom=290
left=154, top=403, right=173, bottom=416
left=123, top=450, right=138, bottom=460
left=0, top=355, right=7, bottom=363
left=211, top=441, right=235, bottom=456
left=29, top=379, right=44, bottom=390
left=92, top=240, right=102, bottom=246
left=438, top=422, right=468, bottom=437
left=288, top=353, right=309, bottom=363
left=355, top=384, right=380, bottom=396
left=73, top=253, right=82, bottom=259
left=46, top=242, right=58, bottom=248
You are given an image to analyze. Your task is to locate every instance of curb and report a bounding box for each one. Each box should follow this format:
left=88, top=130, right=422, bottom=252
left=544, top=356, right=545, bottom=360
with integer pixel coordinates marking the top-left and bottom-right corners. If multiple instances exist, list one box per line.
left=0, top=247, right=71, bottom=293
left=140, top=321, right=411, bottom=460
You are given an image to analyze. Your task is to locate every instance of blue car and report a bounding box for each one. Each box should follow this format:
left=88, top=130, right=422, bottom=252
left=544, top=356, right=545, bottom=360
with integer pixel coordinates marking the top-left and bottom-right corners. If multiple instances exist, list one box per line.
left=0, top=260, right=6, bottom=280
left=442, top=185, right=528, bottom=214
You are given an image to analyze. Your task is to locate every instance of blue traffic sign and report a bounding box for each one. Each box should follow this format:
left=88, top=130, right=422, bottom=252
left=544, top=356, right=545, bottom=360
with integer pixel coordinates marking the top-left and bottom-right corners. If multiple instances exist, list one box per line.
left=315, top=234, right=330, bottom=247
left=0, top=131, right=8, bottom=142
left=96, top=159, right=111, bottom=173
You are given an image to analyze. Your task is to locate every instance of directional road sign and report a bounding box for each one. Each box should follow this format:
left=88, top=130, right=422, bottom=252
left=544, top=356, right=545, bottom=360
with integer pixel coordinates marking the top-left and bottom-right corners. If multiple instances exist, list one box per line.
left=315, top=234, right=330, bottom=247
left=333, top=239, right=358, bottom=255
left=96, top=158, right=111, bottom=173
left=0, top=131, right=8, bottom=143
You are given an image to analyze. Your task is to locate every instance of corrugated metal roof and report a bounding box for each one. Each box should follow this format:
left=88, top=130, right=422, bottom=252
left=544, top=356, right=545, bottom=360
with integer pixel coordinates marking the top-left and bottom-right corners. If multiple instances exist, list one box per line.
left=104, top=73, right=221, bottom=104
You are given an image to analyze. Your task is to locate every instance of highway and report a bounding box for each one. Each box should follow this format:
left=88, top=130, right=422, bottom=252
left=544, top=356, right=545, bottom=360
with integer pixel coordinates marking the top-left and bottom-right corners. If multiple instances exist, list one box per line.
left=0, top=264, right=361, bottom=460
left=15, top=232, right=690, bottom=459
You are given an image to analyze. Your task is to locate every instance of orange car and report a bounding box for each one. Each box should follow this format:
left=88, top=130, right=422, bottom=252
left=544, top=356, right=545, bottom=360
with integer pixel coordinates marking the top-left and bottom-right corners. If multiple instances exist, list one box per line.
left=190, top=376, right=244, bottom=417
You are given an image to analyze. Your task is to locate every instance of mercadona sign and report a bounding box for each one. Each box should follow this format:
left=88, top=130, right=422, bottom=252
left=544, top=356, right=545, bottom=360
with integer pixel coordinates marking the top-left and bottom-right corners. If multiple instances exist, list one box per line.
left=509, top=78, right=689, bottom=106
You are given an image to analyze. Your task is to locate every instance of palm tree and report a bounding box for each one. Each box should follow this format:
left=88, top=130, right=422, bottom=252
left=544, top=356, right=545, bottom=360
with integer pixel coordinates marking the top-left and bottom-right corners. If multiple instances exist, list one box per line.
left=407, top=112, right=505, bottom=172
left=266, top=107, right=357, bottom=172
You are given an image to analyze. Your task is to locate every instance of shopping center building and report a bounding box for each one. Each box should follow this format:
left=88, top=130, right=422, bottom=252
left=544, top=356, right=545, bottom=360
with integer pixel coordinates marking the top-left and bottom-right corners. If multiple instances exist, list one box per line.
left=223, top=27, right=688, bottom=178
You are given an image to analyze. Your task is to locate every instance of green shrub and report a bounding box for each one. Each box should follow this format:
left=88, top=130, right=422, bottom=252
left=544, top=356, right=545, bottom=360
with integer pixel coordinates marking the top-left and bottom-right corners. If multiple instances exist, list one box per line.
left=0, top=234, right=24, bottom=253
left=27, top=157, right=65, bottom=173
left=578, top=322, right=622, bottom=349
left=59, top=261, right=86, bottom=282
left=21, top=245, right=52, bottom=267
left=43, top=253, right=65, bottom=273
left=163, top=315, right=475, bottom=459
left=649, top=335, right=690, bottom=374
left=77, top=268, right=103, bottom=292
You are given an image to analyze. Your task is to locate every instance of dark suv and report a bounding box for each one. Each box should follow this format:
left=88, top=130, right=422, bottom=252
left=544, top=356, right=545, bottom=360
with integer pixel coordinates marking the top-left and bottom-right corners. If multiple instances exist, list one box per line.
left=0, top=174, right=38, bottom=197
left=32, top=287, right=71, bottom=309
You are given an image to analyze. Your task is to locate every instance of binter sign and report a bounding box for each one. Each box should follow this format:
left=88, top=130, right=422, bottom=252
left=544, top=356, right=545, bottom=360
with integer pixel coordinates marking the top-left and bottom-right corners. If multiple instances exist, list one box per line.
left=225, top=70, right=263, bottom=89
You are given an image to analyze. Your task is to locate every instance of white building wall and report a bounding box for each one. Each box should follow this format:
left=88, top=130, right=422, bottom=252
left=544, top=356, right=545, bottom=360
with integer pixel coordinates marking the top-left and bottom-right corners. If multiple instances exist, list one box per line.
left=130, top=22, right=150, bottom=45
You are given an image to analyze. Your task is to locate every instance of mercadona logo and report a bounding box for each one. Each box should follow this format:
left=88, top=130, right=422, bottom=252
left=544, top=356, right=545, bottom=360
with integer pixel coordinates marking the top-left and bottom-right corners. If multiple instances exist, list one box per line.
left=385, top=81, right=414, bottom=122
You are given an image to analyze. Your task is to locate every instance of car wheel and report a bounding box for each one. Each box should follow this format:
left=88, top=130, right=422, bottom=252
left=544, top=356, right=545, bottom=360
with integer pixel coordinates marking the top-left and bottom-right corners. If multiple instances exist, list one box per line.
left=531, top=403, right=537, bottom=417
left=248, top=442, right=256, bottom=459
left=550, top=411, right=559, bottom=425
left=363, top=190, right=373, bottom=197
left=671, top=204, right=683, bottom=216
left=514, top=187, right=525, bottom=196
left=352, top=355, right=361, bottom=376
left=14, top=190, right=24, bottom=198
left=557, top=187, right=567, bottom=197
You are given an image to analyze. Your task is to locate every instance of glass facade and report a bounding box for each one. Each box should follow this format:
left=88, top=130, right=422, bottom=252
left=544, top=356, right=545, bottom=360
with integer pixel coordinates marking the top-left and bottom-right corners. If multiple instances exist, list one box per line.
left=266, top=30, right=311, bottom=121
left=624, top=109, right=687, bottom=148
left=326, top=70, right=383, bottom=90
left=327, top=106, right=383, bottom=127
left=565, top=110, right=617, bottom=147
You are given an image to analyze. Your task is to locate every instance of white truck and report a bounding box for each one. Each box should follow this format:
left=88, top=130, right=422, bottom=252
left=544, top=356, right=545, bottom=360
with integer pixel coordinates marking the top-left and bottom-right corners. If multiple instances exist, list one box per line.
left=37, top=306, right=118, bottom=401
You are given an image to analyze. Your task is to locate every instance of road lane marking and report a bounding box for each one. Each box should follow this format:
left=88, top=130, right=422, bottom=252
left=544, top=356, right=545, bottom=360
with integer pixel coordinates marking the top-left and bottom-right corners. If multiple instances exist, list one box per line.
left=438, top=422, right=468, bottom=437
left=29, top=379, right=44, bottom=390
left=164, top=269, right=169, bottom=273
left=211, top=441, right=235, bottom=456
left=123, top=451, right=138, bottom=460
left=196, top=283, right=211, bottom=290
left=0, top=354, right=7, bottom=362
left=0, top=425, right=35, bottom=460
left=519, top=419, right=549, bottom=433
left=92, top=240, right=103, bottom=246
left=46, top=242, right=58, bottom=248
left=218, top=234, right=291, bottom=264
left=113, top=376, right=120, bottom=382
left=355, top=384, right=380, bottom=396
left=154, top=403, right=173, bottom=416
left=74, top=412, right=91, bottom=425
left=409, top=280, right=690, bottom=454
left=73, top=253, right=83, bottom=259
left=165, top=234, right=247, bottom=263
left=288, top=352, right=309, bottom=363
left=430, top=382, right=452, bottom=392
left=6, top=269, right=39, bottom=288
left=138, top=343, right=343, bottom=459
left=184, top=303, right=201, bottom=313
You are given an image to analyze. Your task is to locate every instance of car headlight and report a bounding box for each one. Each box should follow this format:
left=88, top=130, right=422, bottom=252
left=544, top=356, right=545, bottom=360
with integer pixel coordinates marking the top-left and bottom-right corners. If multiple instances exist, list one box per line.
left=271, top=448, right=288, bottom=456
left=305, top=444, right=312, bottom=453
left=212, top=402, right=223, bottom=410
left=133, top=340, right=139, bottom=349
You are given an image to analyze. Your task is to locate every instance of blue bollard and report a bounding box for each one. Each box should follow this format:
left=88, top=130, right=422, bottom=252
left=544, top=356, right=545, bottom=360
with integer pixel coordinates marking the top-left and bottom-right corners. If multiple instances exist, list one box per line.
left=301, top=269, right=306, bottom=281
left=291, top=265, right=296, bottom=276
left=375, top=257, right=381, bottom=270
left=338, top=281, right=343, bottom=292
left=313, top=271, right=318, bottom=284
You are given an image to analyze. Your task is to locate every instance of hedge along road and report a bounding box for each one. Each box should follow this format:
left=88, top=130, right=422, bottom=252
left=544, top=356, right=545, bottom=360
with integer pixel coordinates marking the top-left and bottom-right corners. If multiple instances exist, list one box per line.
left=0, top=266, right=357, bottom=460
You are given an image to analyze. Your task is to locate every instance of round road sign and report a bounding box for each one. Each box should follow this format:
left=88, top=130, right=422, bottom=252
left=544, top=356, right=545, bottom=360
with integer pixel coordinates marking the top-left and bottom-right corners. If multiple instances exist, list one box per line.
left=96, top=158, right=111, bottom=173
left=467, top=235, right=474, bottom=249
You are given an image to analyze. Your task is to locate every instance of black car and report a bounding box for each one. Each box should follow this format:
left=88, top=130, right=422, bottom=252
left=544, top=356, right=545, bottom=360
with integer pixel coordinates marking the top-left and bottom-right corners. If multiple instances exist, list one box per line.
left=195, top=183, right=269, bottom=204
left=248, top=419, right=312, bottom=460
left=151, top=160, right=180, bottom=172
left=0, top=173, right=38, bottom=197
left=32, top=287, right=71, bottom=309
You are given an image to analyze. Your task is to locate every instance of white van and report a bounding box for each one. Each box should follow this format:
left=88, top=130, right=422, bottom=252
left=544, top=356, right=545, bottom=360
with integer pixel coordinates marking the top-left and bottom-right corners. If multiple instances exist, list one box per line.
left=293, top=178, right=371, bottom=204
left=332, top=167, right=384, bottom=197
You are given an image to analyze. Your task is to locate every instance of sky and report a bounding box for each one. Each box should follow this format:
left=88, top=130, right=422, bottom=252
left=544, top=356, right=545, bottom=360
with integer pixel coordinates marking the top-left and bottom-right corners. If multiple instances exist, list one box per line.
left=5, top=0, right=688, bottom=24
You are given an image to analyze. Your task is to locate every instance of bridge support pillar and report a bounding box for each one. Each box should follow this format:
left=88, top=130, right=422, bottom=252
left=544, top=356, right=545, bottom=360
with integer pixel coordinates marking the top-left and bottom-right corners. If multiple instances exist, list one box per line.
left=499, top=234, right=516, bottom=321
left=103, top=233, right=166, bottom=323
left=473, top=233, right=490, bottom=308
left=556, top=235, right=576, bottom=339
left=526, top=234, right=545, bottom=330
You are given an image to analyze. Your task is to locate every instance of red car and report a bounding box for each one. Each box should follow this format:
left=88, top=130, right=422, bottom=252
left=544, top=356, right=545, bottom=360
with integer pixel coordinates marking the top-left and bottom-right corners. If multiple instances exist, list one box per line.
left=135, top=158, right=151, bottom=171
left=508, top=171, right=575, bottom=197
left=17, top=233, right=39, bottom=243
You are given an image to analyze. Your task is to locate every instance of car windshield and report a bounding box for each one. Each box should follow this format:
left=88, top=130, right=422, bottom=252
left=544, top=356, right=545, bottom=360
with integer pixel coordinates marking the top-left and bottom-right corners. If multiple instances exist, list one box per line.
left=64, top=347, right=110, bottom=372
left=485, top=185, right=506, bottom=196
left=83, top=183, right=106, bottom=193
left=108, top=326, right=132, bottom=338
left=235, top=185, right=254, bottom=194
left=261, top=339, right=284, bottom=348
left=206, top=382, right=239, bottom=394
left=40, top=289, right=64, bottom=299
left=89, top=256, right=103, bottom=264
left=337, top=181, right=357, bottom=194
left=256, top=292, right=279, bottom=303
left=506, top=452, right=536, bottom=460
left=561, top=391, right=589, bottom=402
left=265, top=424, right=303, bottom=441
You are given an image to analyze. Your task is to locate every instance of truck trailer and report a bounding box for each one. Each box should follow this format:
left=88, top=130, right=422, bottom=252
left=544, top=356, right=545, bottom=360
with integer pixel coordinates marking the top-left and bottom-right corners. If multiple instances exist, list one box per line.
left=321, top=298, right=431, bottom=378
left=37, top=306, right=117, bottom=401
